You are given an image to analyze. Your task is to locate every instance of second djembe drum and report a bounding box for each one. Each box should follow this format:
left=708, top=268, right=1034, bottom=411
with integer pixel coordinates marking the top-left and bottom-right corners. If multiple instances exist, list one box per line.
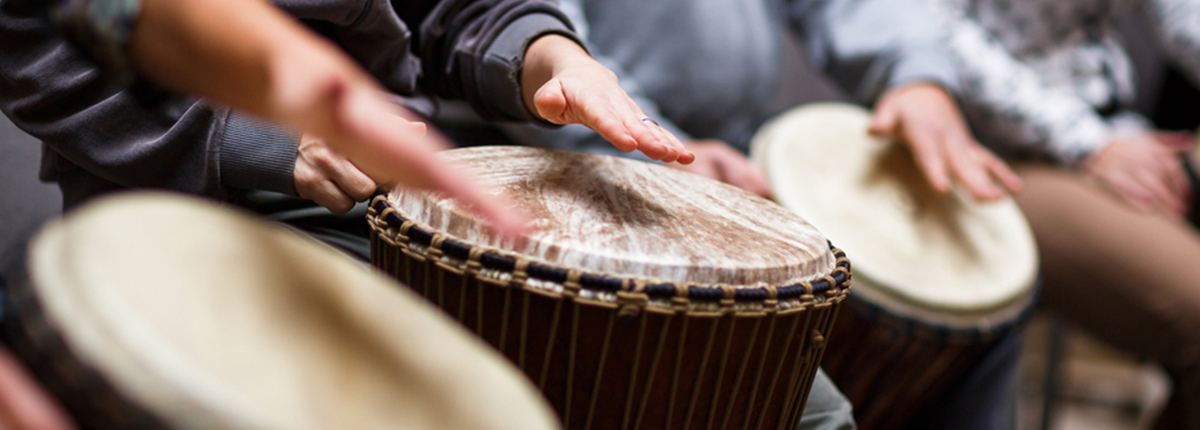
left=751, top=104, right=1039, bottom=429
left=369, top=146, right=851, bottom=430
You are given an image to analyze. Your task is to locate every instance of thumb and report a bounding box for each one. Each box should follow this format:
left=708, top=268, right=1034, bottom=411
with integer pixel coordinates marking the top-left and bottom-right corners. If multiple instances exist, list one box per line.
left=868, top=103, right=899, bottom=137
left=533, top=79, right=569, bottom=124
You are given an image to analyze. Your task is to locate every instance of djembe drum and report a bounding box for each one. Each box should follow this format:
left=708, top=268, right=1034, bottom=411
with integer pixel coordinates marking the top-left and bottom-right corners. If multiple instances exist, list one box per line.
left=368, top=146, right=852, bottom=430
left=751, top=104, right=1038, bottom=429
left=3, top=193, right=559, bottom=430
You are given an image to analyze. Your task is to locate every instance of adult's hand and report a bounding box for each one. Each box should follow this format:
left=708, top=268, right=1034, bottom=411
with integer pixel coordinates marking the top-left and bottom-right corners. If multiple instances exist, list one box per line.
left=870, top=82, right=1021, bottom=201
left=0, top=348, right=74, bottom=430
left=673, top=140, right=773, bottom=198
left=1085, top=134, right=1191, bottom=217
left=521, top=35, right=693, bottom=165
left=294, top=133, right=379, bottom=214
left=129, top=0, right=526, bottom=235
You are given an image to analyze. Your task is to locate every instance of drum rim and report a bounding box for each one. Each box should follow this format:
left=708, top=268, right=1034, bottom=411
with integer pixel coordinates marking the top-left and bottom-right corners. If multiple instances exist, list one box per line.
left=751, top=102, right=1039, bottom=313
left=4, top=277, right=171, bottom=429
left=368, top=196, right=853, bottom=316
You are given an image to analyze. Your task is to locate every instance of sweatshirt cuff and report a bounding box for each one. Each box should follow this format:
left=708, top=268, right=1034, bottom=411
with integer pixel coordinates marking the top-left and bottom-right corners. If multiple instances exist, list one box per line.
left=886, top=49, right=962, bottom=101
left=479, top=13, right=587, bottom=125
left=219, top=111, right=300, bottom=196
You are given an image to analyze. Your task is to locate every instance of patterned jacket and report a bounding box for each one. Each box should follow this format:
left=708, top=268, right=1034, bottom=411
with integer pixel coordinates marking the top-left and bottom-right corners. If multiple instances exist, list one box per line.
left=935, top=0, right=1200, bottom=164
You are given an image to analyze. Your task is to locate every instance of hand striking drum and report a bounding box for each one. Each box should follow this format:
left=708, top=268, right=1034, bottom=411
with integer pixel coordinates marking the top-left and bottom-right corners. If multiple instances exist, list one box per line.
left=752, top=104, right=1039, bottom=429
left=368, top=146, right=852, bottom=430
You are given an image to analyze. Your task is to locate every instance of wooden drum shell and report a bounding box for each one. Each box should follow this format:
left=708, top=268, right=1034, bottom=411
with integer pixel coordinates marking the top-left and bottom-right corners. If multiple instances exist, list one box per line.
left=820, top=292, right=1034, bottom=430
left=369, top=199, right=851, bottom=430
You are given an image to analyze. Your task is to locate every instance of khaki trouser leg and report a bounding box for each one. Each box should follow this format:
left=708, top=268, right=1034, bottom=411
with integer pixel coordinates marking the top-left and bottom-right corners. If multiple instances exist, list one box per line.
left=1013, top=165, right=1200, bottom=430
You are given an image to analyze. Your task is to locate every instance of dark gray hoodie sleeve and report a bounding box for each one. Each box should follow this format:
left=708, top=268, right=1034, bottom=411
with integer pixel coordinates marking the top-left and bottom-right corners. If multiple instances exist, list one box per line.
left=400, top=0, right=586, bottom=123
left=0, top=1, right=299, bottom=201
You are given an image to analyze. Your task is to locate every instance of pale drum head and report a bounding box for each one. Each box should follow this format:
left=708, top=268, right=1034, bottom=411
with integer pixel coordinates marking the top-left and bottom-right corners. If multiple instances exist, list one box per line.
left=750, top=103, right=1038, bottom=327
left=390, top=146, right=835, bottom=287
left=25, top=193, right=559, bottom=430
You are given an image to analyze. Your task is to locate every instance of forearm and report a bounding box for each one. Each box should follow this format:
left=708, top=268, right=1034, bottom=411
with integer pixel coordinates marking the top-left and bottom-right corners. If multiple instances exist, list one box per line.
left=128, top=0, right=306, bottom=119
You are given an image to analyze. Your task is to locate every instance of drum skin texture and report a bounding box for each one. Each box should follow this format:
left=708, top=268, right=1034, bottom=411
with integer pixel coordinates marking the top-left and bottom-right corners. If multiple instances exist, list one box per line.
left=751, top=103, right=1039, bottom=430
left=3, top=193, right=560, bottom=430
left=369, top=146, right=852, bottom=430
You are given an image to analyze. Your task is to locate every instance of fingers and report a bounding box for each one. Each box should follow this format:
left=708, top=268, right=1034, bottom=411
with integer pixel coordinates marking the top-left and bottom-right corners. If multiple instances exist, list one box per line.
left=1161, top=154, right=1191, bottom=208
left=332, top=90, right=528, bottom=235
left=1136, top=169, right=1185, bottom=216
left=311, top=179, right=358, bottom=214
left=642, top=118, right=693, bottom=164
left=330, top=160, right=377, bottom=202
left=1109, top=175, right=1157, bottom=213
left=981, top=150, right=1024, bottom=193
left=905, top=130, right=953, bottom=194
left=868, top=102, right=900, bottom=137
left=417, top=158, right=530, bottom=238
left=713, top=153, right=773, bottom=198
left=625, top=116, right=672, bottom=161
left=297, top=134, right=378, bottom=210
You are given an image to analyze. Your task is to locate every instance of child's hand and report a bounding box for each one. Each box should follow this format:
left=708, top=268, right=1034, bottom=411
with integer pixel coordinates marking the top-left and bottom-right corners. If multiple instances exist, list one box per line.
left=521, top=35, right=694, bottom=164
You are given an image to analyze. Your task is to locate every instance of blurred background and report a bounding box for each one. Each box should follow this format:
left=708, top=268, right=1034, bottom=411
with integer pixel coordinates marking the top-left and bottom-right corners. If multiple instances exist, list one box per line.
left=1, top=6, right=1195, bottom=430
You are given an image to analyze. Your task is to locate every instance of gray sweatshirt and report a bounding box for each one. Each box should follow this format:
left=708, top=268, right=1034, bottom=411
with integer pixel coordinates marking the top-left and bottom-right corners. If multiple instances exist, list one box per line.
left=0, top=0, right=581, bottom=207
left=501, top=0, right=961, bottom=157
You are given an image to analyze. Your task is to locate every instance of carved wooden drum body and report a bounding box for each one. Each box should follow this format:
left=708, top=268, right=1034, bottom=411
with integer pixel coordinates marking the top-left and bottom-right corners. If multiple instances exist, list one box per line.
left=4, top=193, right=559, bottom=430
left=751, top=104, right=1039, bottom=429
left=369, top=146, right=851, bottom=430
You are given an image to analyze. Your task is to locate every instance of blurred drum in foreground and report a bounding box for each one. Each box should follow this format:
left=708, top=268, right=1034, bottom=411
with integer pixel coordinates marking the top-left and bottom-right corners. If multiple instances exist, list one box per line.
left=369, top=146, right=851, bottom=430
left=4, top=193, right=557, bottom=430
left=751, top=103, right=1039, bottom=429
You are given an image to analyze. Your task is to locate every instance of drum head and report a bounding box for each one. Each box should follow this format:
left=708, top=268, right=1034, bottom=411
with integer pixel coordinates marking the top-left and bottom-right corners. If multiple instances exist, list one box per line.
left=25, top=193, right=558, bottom=430
left=388, top=146, right=835, bottom=287
left=751, top=104, right=1037, bottom=317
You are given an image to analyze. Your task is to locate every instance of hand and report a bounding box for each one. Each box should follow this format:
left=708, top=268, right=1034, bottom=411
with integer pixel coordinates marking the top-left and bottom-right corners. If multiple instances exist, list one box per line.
left=870, top=82, right=1022, bottom=201
left=295, top=133, right=379, bottom=214
left=271, top=50, right=525, bottom=234
left=1085, top=133, right=1191, bottom=217
left=672, top=140, right=773, bottom=198
left=520, top=35, right=693, bottom=165
left=130, top=0, right=526, bottom=235
left=0, top=348, right=74, bottom=430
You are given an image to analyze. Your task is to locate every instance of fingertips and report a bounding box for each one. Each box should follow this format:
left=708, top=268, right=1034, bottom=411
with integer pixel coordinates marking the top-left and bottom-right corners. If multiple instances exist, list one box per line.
left=626, top=117, right=669, bottom=160
left=913, top=147, right=951, bottom=193
left=987, top=155, right=1024, bottom=194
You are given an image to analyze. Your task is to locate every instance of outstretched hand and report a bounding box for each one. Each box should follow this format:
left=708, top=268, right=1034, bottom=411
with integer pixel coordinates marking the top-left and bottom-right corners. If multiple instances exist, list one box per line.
left=128, top=0, right=525, bottom=235
left=870, top=82, right=1021, bottom=201
left=521, top=35, right=694, bottom=165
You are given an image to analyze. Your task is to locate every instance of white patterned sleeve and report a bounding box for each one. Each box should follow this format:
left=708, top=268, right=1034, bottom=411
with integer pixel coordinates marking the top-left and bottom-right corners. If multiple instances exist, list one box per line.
left=934, top=0, right=1111, bottom=165
left=1143, top=0, right=1200, bottom=88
